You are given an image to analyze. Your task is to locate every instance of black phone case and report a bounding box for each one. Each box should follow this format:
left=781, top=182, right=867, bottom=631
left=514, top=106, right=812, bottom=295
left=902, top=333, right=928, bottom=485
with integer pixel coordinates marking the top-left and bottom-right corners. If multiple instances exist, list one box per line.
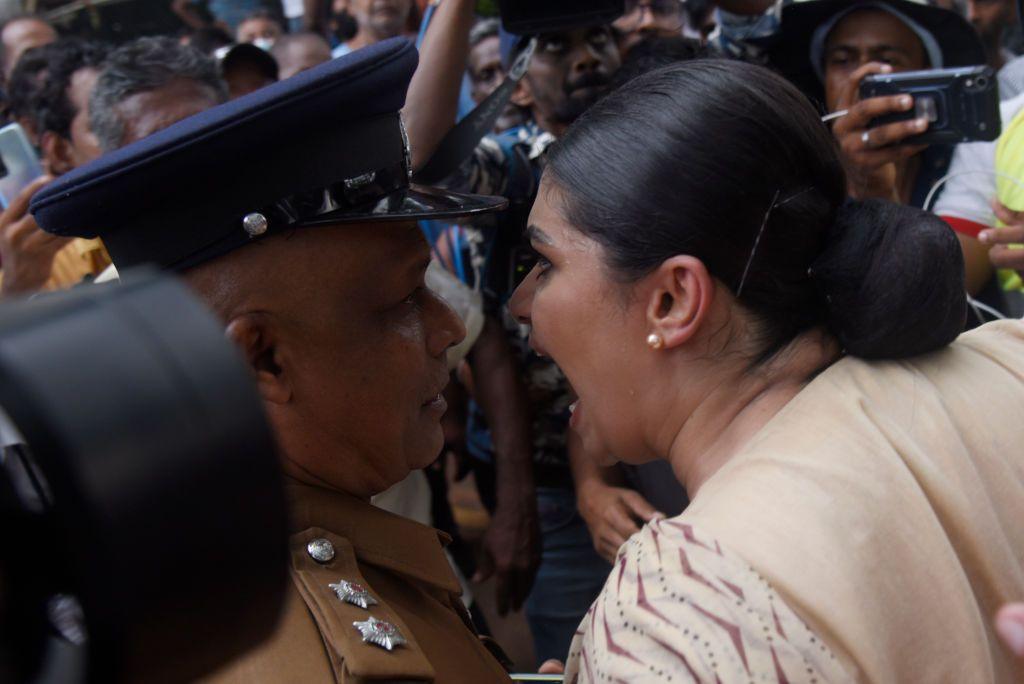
left=859, top=66, right=1001, bottom=146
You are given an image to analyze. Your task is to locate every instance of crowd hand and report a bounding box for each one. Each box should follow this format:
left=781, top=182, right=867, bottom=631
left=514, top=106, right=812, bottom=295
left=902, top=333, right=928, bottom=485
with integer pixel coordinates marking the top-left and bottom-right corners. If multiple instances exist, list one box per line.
left=832, top=62, right=928, bottom=201
left=0, top=176, right=67, bottom=297
left=980, top=201, right=1024, bottom=275
left=473, top=494, right=541, bottom=616
left=996, top=603, right=1024, bottom=657
left=538, top=659, right=565, bottom=674
left=578, top=480, right=663, bottom=563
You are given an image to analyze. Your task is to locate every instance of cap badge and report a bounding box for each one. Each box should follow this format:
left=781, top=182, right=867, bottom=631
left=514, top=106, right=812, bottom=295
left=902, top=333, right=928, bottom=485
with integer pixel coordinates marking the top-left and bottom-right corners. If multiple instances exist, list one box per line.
left=306, top=538, right=335, bottom=564
left=353, top=616, right=406, bottom=651
left=330, top=579, right=379, bottom=610
left=242, top=212, right=269, bottom=237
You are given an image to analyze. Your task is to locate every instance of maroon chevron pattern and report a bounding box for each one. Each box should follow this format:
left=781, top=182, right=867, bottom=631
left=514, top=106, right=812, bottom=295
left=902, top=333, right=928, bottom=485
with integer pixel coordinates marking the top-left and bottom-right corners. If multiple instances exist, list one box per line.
left=562, top=519, right=851, bottom=684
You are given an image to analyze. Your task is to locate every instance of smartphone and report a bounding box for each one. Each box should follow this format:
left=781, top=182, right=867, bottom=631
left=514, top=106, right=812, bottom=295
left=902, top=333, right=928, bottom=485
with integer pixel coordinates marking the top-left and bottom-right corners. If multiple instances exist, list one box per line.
left=498, top=0, right=625, bottom=34
left=0, top=123, right=44, bottom=209
left=859, top=66, right=1001, bottom=146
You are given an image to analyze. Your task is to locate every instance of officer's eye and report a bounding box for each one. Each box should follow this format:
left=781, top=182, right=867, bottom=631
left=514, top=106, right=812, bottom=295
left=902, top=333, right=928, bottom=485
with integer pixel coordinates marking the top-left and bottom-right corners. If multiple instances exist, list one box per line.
left=541, top=37, right=567, bottom=54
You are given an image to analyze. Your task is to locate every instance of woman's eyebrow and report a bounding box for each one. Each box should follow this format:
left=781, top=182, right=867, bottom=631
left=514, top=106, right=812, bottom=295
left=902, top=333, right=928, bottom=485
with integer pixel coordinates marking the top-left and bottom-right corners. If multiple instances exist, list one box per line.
left=527, top=225, right=555, bottom=245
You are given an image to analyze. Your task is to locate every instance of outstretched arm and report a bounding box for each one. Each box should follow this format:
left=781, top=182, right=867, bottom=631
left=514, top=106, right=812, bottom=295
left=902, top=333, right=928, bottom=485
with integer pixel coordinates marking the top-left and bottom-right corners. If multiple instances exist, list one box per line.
left=403, top=0, right=476, bottom=170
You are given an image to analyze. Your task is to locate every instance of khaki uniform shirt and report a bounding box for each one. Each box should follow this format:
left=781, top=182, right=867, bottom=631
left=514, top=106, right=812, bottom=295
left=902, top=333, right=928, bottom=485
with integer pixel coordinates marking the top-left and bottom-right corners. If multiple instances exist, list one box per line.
left=205, top=482, right=511, bottom=683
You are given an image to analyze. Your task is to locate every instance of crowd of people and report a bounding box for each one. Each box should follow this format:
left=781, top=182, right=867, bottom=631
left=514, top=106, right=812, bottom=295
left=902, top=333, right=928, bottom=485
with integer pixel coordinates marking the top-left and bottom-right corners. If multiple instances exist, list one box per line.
left=1, top=0, right=1024, bottom=681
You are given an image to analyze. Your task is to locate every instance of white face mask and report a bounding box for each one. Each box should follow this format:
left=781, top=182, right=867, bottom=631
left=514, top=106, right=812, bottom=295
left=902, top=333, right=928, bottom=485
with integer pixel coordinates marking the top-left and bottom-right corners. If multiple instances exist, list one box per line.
left=253, top=37, right=275, bottom=52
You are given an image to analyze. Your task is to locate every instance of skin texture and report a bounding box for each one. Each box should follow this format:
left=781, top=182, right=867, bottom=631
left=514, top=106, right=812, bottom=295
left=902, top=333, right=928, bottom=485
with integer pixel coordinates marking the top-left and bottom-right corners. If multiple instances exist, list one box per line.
left=467, top=34, right=524, bottom=132
left=511, top=26, right=621, bottom=138
left=273, top=34, right=332, bottom=80
left=980, top=201, right=1024, bottom=277
left=612, top=0, right=686, bottom=55
left=41, top=66, right=102, bottom=176
left=0, top=175, right=67, bottom=296
left=236, top=16, right=284, bottom=45
left=1, top=18, right=56, bottom=81
left=967, top=0, right=1018, bottom=70
left=509, top=179, right=839, bottom=495
left=184, top=222, right=465, bottom=500
left=113, top=78, right=223, bottom=148
left=223, top=63, right=276, bottom=99
left=347, top=0, right=412, bottom=50
left=824, top=9, right=930, bottom=203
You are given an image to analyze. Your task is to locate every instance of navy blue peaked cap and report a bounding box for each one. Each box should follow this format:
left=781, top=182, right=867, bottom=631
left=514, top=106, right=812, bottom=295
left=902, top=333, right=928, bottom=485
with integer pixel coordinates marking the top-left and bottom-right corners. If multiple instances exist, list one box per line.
left=30, top=38, right=506, bottom=271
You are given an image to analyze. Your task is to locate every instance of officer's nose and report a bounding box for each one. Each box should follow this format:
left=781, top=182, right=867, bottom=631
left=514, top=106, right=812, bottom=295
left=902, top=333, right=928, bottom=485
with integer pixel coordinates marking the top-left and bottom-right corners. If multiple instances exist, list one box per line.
left=426, top=289, right=467, bottom=358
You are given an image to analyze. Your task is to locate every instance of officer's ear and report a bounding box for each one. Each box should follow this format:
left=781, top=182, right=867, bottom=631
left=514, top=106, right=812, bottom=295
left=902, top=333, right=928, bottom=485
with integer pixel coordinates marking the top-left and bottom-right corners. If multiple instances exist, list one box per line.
left=40, top=131, right=75, bottom=177
left=511, top=77, right=534, bottom=109
left=225, top=314, right=292, bottom=405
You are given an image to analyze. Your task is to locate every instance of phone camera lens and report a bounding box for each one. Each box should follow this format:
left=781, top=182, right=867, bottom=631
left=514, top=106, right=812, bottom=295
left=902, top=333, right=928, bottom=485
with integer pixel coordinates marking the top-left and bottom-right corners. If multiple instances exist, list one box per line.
left=976, top=75, right=989, bottom=89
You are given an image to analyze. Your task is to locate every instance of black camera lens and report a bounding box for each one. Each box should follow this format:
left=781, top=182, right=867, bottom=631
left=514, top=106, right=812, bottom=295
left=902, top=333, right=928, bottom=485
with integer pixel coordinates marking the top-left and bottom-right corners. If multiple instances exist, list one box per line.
left=975, top=75, right=989, bottom=89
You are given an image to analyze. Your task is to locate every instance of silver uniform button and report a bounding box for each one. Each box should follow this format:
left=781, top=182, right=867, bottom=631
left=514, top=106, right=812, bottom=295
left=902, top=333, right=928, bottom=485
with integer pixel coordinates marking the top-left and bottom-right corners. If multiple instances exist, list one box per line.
left=306, top=538, right=335, bottom=564
left=242, top=212, right=269, bottom=237
left=353, top=616, right=406, bottom=651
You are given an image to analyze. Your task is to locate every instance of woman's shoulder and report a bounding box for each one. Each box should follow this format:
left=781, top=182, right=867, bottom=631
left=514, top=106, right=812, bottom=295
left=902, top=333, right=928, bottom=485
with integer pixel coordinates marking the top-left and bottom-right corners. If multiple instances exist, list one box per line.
left=564, top=518, right=852, bottom=683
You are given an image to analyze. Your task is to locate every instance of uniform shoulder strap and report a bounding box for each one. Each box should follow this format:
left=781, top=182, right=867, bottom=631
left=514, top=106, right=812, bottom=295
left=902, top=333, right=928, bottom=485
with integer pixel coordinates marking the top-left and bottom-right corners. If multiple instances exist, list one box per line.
left=289, top=527, right=435, bottom=683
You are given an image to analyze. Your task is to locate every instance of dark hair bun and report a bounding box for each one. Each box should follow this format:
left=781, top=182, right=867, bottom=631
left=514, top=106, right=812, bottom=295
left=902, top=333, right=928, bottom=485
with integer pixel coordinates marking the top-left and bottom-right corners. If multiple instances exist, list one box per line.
left=810, top=199, right=966, bottom=359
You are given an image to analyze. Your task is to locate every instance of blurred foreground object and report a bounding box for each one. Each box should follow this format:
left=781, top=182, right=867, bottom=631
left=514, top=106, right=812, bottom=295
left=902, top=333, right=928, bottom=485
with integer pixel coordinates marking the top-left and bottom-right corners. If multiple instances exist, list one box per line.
left=0, top=272, right=288, bottom=684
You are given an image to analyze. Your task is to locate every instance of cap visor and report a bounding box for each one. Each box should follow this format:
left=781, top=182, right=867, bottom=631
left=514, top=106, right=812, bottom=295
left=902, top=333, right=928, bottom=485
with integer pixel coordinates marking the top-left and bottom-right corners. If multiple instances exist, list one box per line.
left=299, top=184, right=508, bottom=226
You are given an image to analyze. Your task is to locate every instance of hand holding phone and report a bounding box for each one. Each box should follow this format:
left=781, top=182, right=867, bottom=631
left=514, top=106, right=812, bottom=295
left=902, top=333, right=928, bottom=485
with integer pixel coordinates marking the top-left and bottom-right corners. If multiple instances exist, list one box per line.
left=830, top=62, right=930, bottom=200
left=0, top=122, right=45, bottom=209
left=859, top=65, right=1000, bottom=146
left=0, top=175, right=68, bottom=296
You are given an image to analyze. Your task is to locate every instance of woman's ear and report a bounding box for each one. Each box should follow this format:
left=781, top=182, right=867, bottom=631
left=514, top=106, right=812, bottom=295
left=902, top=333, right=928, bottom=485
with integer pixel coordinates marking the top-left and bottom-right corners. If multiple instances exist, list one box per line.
left=225, top=314, right=292, bottom=405
left=643, top=255, right=715, bottom=349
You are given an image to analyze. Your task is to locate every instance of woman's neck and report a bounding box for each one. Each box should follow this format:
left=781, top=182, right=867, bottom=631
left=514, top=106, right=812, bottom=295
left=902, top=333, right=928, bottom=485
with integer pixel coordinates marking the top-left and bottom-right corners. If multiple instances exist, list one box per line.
left=666, top=328, right=840, bottom=497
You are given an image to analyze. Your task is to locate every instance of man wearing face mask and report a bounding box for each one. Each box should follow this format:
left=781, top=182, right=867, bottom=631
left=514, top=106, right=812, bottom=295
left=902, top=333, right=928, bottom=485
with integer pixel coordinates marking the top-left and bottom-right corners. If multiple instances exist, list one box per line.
left=404, top=0, right=627, bottom=666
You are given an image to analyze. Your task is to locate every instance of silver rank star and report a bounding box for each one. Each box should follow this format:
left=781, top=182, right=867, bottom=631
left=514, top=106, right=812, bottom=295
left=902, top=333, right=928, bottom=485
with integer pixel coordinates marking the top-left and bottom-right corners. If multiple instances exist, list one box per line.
left=329, top=579, right=378, bottom=610
left=353, top=616, right=406, bottom=651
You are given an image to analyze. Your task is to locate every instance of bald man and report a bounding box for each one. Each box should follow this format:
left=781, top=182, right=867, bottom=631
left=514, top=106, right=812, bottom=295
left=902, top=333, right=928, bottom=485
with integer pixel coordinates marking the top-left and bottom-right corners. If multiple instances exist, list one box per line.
left=1, top=15, right=55, bottom=82
left=30, top=39, right=514, bottom=683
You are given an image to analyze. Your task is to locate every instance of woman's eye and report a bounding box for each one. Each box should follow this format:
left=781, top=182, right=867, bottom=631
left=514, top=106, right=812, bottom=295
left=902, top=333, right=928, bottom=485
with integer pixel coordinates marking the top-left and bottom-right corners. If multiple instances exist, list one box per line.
left=535, top=256, right=553, bottom=279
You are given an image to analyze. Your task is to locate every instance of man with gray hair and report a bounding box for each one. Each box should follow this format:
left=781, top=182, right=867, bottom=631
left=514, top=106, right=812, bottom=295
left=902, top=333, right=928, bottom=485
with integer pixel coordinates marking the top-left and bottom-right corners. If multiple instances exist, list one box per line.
left=90, top=36, right=228, bottom=153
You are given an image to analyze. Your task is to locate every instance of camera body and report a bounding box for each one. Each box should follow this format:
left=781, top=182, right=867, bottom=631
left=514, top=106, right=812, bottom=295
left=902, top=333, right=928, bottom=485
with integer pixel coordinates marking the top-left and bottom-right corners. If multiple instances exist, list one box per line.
left=497, top=0, right=624, bottom=34
left=859, top=66, right=1001, bottom=146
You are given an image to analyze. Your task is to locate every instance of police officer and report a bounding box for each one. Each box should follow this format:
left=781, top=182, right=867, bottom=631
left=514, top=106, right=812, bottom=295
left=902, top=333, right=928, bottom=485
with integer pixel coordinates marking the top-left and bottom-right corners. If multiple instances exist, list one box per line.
left=30, top=39, right=513, bottom=683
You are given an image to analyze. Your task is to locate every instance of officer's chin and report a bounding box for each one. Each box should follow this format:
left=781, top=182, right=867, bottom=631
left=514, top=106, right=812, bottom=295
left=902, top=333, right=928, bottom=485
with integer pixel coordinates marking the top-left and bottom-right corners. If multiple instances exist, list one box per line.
left=409, top=421, right=446, bottom=471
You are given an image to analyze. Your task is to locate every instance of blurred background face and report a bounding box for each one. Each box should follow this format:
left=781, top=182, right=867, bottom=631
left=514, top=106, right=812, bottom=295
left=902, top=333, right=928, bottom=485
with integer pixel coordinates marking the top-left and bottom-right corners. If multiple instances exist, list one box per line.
left=2, top=18, right=55, bottom=81
left=468, top=33, right=525, bottom=131
left=65, top=66, right=102, bottom=166
left=349, top=0, right=412, bottom=38
left=822, top=9, right=928, bottom=111
left=236, top=16, right=283, bottom=47
left=967, top=0, right=1018, bottom=46
left=612, top=0, right=686, bottom=55
left=526, top=26, right=621, bottom=130
left=274, top=34, right=332, bottom=79
left=113, top=78, right=223, bottom=148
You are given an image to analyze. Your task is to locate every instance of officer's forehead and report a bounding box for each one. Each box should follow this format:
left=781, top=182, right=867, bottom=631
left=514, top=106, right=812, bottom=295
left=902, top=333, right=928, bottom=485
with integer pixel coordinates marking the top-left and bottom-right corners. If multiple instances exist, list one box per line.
left=291, top=221, right=429, bottom=274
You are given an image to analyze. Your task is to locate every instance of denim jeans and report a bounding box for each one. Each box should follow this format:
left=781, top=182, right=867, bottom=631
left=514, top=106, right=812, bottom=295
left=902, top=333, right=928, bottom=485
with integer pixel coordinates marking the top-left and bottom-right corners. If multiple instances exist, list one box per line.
left=524, top=487, right=612, bottom=665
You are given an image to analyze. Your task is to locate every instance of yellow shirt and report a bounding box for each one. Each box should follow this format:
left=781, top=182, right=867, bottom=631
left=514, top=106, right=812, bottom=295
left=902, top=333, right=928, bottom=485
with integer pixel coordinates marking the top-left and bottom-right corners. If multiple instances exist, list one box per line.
left=995, top=107, right=1024, bottom=291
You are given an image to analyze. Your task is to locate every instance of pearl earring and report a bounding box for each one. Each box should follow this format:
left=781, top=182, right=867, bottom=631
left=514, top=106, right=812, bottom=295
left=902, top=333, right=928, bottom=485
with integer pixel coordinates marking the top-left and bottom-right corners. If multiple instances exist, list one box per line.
left=646, top=333, right=664, bottom=350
